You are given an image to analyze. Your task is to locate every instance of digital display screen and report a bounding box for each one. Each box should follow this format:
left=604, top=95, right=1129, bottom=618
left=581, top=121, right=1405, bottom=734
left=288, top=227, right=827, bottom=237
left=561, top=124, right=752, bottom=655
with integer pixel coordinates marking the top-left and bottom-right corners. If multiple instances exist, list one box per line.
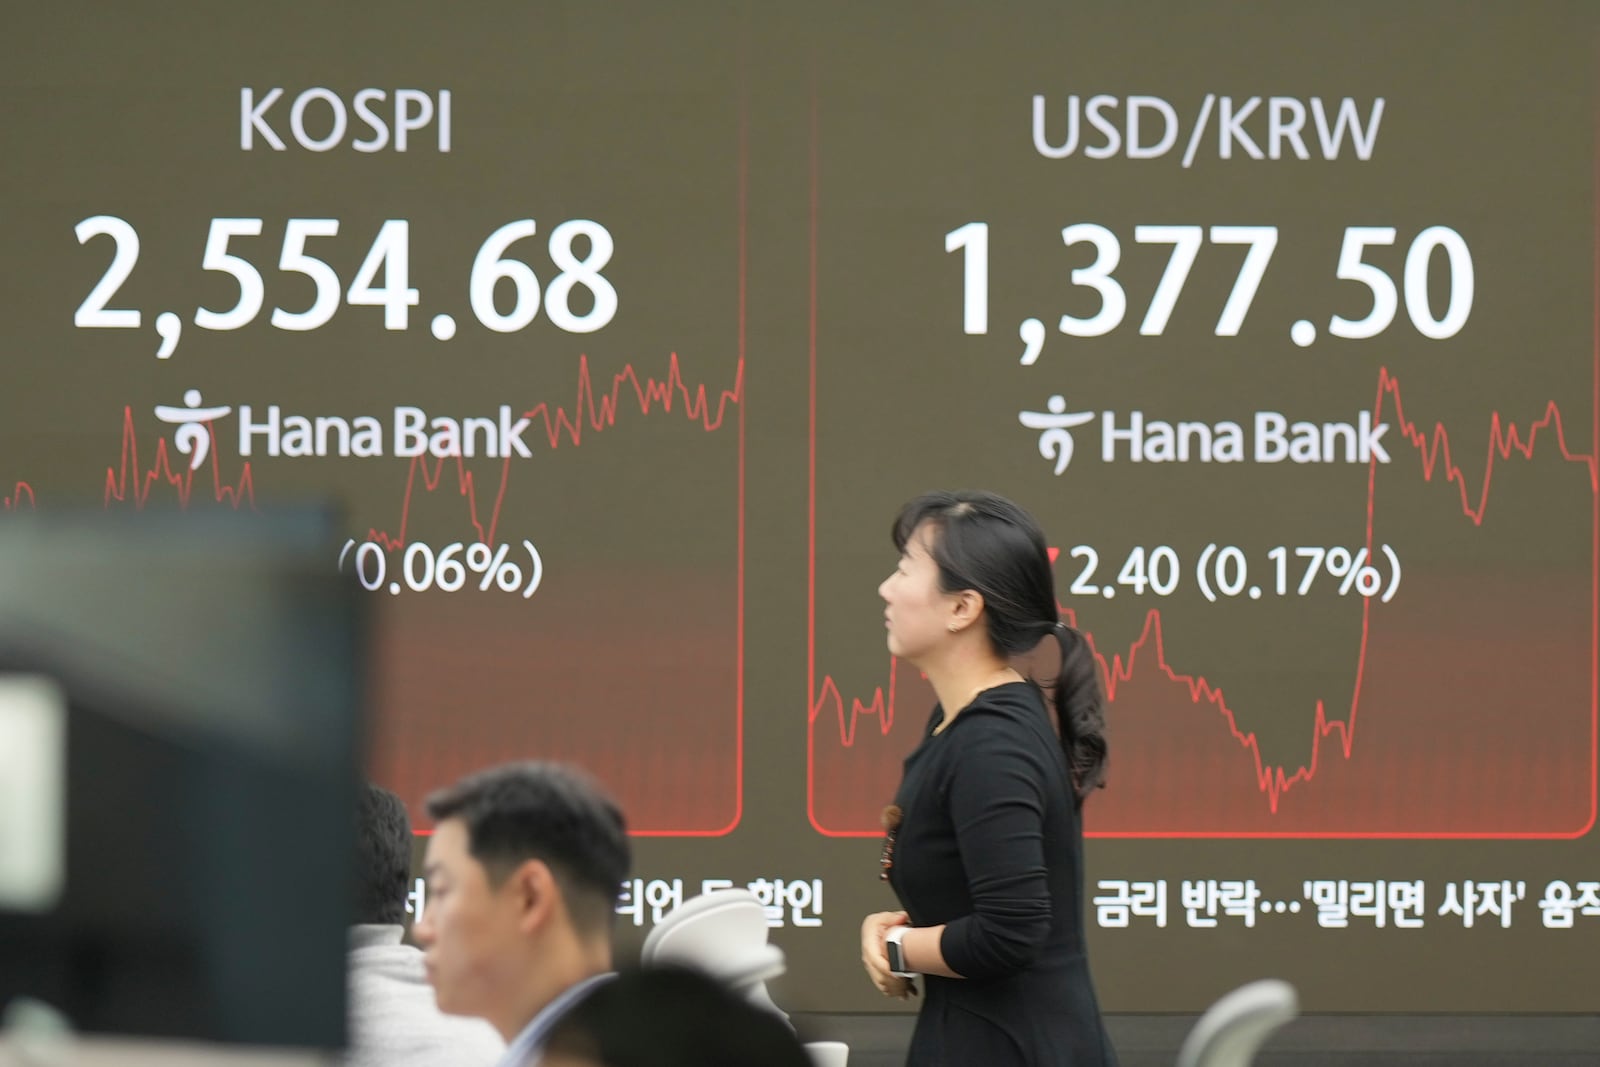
left=5, top=2, right=1596, bottom=1012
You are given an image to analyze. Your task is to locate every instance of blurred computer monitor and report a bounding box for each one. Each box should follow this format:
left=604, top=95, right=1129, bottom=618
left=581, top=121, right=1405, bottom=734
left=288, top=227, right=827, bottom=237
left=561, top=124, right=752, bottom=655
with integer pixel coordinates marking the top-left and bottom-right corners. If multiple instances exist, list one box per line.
left=0, top=507, right=365, bottom=1050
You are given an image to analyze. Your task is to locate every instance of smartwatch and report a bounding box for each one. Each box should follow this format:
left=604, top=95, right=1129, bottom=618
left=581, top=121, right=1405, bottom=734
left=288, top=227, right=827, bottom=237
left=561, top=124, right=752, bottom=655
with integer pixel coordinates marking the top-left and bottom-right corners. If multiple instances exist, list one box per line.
left=884, top=925, right=916, bottom=978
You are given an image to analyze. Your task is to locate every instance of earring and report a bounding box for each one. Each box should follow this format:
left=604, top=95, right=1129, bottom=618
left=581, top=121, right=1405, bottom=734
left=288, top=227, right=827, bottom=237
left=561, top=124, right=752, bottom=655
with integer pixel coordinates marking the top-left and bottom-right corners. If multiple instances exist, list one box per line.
left=948, top=624, right=959, bottom=633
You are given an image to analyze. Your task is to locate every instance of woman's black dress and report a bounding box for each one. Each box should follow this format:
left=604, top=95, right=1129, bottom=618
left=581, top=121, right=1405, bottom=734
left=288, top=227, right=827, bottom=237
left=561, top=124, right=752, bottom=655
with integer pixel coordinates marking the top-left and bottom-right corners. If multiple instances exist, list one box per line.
left=885, top=682, right=1118, bottom=1066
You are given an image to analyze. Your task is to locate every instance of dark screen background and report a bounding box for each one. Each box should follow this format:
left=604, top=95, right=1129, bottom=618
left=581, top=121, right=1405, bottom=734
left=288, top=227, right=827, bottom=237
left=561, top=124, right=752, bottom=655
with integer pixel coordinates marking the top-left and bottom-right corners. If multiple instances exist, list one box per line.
left=3, top=1, right=1596, bottom=1012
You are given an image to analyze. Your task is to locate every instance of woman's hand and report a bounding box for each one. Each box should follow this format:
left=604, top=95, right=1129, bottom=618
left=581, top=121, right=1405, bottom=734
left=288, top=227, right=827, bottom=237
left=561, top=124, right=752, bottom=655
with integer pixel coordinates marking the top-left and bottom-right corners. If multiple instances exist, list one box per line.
left=860, top=910, right=914, bottom=999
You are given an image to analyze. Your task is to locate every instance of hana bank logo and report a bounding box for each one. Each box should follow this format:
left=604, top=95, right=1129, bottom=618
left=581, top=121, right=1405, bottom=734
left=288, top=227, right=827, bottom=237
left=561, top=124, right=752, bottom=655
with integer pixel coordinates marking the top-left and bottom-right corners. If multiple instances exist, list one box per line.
left=154, top=390, right=233, bottom=471
left=1018, top=396, right=1095, bottom=474
left=1018, top=397, right=1391, bottom=471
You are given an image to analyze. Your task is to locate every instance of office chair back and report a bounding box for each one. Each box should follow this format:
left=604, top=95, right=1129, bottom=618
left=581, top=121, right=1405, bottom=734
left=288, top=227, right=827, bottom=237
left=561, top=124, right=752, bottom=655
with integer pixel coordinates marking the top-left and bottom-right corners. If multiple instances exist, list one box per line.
left=1175, top=978, right=1298, bottom=1067
left=642, top=890, right=848, bottom=1066
left=640, top=888, right=786, bottom=987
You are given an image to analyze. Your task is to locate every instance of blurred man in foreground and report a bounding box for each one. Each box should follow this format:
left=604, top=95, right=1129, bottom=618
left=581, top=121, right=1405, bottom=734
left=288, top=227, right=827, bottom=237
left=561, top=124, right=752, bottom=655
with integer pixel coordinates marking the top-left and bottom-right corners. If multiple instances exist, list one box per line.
left=415, top=762, right=630, bottom=1067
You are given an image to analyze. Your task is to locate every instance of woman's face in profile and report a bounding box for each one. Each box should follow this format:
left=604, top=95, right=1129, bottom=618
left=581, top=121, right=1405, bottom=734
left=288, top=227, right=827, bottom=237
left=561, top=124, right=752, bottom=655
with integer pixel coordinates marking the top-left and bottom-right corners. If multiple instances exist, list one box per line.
left=879, top=524, right=957, bottom=661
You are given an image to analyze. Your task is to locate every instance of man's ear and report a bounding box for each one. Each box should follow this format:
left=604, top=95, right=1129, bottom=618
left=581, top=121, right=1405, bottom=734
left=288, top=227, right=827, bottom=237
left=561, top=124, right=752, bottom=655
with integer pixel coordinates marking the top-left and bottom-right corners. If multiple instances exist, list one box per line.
left=507, top=858, right=560, bottom=935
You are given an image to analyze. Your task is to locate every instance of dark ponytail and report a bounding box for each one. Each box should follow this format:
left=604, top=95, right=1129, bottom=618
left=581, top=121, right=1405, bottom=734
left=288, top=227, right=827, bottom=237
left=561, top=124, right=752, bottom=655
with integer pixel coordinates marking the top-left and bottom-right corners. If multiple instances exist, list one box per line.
left=893, top=490, right=1109, bottom=806
left=1048, top=622, right=1108, bottom=805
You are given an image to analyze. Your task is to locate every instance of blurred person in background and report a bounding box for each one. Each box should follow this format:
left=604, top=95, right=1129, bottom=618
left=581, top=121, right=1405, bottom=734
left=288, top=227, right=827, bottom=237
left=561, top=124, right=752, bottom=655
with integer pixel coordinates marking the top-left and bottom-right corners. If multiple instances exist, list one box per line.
left=347, top=782, right=505, bottom=1067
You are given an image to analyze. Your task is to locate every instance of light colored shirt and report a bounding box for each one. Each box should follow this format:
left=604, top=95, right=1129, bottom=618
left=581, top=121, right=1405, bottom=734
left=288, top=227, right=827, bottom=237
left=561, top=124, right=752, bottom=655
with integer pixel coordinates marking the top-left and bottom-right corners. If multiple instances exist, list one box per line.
left=497, top=972, right=613, bottom=1067
left=345, top=924, right=505, bottom=1067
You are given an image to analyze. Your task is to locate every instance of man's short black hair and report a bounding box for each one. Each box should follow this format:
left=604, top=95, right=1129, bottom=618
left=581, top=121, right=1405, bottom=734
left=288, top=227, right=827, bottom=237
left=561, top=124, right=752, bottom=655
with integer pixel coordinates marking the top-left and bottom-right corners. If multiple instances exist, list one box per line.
left=355, top=783, right=412, bottom=925
left=424, top=761, right=630, bottom=937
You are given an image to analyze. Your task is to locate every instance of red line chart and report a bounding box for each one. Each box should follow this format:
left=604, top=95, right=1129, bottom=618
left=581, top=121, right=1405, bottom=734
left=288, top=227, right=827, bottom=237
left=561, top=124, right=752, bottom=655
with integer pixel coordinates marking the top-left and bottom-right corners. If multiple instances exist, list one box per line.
left=807, top=368, right=1598, bottom=838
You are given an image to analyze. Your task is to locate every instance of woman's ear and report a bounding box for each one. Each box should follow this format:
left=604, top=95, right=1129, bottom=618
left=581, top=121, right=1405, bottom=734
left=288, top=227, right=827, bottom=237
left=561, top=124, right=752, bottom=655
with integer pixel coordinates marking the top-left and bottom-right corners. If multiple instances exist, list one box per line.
left=948, top=588, right=985, bottom=632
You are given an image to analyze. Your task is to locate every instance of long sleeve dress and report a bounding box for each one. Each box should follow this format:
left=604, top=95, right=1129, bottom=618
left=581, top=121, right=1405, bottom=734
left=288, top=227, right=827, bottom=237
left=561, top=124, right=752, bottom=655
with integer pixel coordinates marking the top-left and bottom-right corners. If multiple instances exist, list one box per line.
left=885, top=681, right=1118, bottom=1066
